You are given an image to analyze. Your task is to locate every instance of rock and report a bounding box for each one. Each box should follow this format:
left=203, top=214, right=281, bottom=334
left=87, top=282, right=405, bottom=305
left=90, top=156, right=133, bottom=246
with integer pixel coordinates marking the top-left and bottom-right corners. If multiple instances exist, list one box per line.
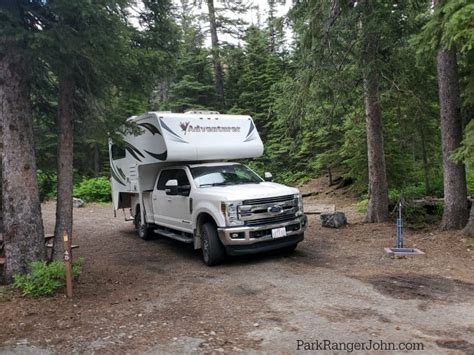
left=320, top=212, right=347, bottom=228
left=73, top=197, right=85, bottom=208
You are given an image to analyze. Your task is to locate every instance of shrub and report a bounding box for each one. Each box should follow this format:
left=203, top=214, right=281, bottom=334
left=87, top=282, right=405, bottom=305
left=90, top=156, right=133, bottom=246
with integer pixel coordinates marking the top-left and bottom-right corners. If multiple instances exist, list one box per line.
left=13, top=260, right=82, bottom=298
left=74, top=177, right=111, bottom=202
left=467, top=169, right=474, bottom=195
left=37, top=170, right=57, bottom=202
left=402, top=203, right=443, bottom=230
left=355, top=198, right=368, bottom=213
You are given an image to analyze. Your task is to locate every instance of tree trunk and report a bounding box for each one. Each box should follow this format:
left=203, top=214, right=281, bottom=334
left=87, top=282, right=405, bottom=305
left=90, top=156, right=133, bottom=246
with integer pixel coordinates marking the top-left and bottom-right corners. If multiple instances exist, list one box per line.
left=206, top=0, right=225, bottom=105
left=436, top=48, right=468, bottom=229
left=0, top=119, right=3, bottom=234
left=268, top=0, right=276, bottom=53
left=93, top=143, right=100, bottom=177
left=463, top=202, right=474, bottom=237
left=361, top=15, right=389, bottom=223
left=418, top=123, right=431, bottom=195
left=0, top=46, right=45, bottom=282
left=53, top=73, right=75, bottom=259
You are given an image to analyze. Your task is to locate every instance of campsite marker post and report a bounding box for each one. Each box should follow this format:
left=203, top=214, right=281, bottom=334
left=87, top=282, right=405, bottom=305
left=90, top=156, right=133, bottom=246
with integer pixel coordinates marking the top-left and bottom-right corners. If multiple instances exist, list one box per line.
left=63, top=231, right=73, bottom=298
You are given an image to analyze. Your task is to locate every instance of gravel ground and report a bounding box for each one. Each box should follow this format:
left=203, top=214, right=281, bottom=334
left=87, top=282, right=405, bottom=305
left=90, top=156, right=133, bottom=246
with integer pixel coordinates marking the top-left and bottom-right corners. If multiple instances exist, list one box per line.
left=1, top=196, right=473, bottom=354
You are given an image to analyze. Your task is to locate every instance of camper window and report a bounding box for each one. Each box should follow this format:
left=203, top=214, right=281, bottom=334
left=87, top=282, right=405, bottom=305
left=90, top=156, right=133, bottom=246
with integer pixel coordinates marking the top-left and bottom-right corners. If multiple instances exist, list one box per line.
left=111, top=144, right=126, bottom=160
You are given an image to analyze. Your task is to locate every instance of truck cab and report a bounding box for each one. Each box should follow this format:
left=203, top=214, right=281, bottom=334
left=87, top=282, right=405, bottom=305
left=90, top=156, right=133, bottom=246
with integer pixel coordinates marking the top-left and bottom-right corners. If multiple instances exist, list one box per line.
left=110, top=112, right=307, bottom=265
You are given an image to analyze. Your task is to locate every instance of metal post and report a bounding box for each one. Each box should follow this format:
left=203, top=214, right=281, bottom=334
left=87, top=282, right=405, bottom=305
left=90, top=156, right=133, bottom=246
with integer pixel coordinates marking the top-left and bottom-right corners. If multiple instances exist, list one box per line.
left=396, top=202, right=403, bottom=248
left=63, top=231, right=73, bottom=298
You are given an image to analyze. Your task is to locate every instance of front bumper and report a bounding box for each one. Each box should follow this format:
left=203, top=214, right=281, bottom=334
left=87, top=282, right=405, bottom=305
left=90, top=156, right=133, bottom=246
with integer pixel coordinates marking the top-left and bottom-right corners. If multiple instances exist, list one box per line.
left=217, top=215, right=307, bottom=254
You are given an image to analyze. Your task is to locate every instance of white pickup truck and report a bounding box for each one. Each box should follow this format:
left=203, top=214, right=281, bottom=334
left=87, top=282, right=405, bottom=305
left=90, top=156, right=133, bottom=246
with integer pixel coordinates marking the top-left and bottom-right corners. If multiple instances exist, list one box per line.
left=109, top=111, right=307, bottom=265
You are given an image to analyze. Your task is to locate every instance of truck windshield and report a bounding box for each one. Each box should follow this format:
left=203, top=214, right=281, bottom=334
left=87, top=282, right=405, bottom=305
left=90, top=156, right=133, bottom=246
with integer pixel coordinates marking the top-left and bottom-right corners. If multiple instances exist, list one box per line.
left=191, top=164, right=263, bottom=187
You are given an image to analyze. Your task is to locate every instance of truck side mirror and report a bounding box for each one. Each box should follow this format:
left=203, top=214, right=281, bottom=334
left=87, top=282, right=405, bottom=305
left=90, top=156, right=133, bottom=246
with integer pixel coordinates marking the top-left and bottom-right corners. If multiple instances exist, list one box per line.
left=178, top=184, right=191, bottom=196
left=264, top=172, right=273, bottom=182
left=165, top=179, right=178, bottom=195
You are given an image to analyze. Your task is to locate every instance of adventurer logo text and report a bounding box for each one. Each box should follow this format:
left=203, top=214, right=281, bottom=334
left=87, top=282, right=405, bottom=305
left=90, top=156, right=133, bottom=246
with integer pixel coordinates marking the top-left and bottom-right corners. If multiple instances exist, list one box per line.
left=180, top=121, right=241, bottom=135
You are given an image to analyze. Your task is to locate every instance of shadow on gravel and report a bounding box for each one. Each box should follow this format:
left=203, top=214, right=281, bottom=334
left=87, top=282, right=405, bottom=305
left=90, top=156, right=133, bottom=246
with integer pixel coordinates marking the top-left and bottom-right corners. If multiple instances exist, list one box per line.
left=117, top=229, right=334, bottom=269
left=224, top=247, right=330, bottom=268
left=365, top=273, right=474, bottom=303
left=436, top=339, right=474, bottom=353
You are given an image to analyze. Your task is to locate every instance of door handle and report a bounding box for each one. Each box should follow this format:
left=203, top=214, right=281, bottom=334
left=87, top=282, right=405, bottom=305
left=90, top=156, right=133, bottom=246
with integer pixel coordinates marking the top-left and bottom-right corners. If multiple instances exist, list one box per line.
left=166, top=198, right=172, bottom=202
left=153, top=197, right=157, bottom=200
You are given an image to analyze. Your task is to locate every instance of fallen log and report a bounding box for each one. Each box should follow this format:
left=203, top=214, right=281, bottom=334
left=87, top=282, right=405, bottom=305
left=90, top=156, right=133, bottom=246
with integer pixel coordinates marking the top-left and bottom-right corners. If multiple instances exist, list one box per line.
left=302, top=191, right=319, bottom=198
left=305, top=204, right=336, bottom=215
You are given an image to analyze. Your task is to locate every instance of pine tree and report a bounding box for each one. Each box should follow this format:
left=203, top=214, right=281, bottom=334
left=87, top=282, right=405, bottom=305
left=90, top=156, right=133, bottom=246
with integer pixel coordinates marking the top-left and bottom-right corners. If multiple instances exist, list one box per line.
left=33, top=0, right=178, bottom=258
left=236, top=26, right=283, bottom=140
left=160, top=0, right=215, bottom=112
left=0, top=0, right=46, bottom=281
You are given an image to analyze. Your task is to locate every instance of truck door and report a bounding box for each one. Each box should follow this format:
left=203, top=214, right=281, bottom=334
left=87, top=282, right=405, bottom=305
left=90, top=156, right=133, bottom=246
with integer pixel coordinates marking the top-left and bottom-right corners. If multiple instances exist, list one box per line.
left=152, top=168, right=193, bottom=232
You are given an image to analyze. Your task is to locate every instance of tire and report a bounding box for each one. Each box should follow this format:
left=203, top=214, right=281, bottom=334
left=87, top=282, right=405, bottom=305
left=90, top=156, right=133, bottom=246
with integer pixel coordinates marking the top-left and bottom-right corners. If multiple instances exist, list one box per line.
left=134, top=206, right=151, bottom=240
left=281, top=243, right=298, bottom=253
left=201, top=222, right=225, bottom=266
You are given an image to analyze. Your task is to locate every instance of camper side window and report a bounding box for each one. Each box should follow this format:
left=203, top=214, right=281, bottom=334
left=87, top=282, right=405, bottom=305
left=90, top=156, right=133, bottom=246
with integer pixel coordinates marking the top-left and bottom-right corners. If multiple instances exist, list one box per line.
left=111, top=144, right=126, bottom=160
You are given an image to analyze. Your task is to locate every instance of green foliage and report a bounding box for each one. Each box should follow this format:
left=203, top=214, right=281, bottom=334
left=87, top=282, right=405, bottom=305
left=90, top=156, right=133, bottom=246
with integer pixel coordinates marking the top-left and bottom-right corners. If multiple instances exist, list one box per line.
left=37, top=170, right=57, bottom=202
left=414, top=0, right=474, bottom=54
left=73, top=177, right=111, bottom=202
left=467, top=169, right=474, bottom=195
left=355, top=199, right=369, bottom=214
left=235, top=26, right=284, bottom=140
left=402, top=203, right=443, bottom=230
left=452, top=120, right=474, bottom=164
left=13, top=260, right=82, bottom=298
left=12, top=0, right=471, bottom=219
left=356, top=193, right=443, bottom=229
left=157, top=0, right=216, bottom=112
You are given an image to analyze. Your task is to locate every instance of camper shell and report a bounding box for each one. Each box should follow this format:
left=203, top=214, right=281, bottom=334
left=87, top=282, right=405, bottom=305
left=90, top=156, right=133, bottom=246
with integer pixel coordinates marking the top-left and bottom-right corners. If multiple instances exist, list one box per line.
left=109, top=111, right=307, bottom=265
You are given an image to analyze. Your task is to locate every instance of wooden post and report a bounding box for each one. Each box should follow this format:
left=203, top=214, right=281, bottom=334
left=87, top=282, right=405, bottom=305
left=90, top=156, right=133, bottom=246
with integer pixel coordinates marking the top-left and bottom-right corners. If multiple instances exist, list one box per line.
left=63, top=231, right=73, bottom=298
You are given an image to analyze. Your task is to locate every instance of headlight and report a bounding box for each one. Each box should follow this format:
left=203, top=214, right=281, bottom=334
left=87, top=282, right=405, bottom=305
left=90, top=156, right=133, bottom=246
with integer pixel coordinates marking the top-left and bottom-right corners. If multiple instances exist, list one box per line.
left=221, top=201, right=244, bottom=226
left=294, top=193, right=304, bottom=216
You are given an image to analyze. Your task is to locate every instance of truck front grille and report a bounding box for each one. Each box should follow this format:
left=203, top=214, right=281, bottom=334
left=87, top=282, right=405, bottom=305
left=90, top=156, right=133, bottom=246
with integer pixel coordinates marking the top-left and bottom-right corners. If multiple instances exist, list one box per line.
left=239, top=194, right=298, bottom=226
left=242, top=195, right=295, bottom=205
left=245, top=214, right=297, bottom=227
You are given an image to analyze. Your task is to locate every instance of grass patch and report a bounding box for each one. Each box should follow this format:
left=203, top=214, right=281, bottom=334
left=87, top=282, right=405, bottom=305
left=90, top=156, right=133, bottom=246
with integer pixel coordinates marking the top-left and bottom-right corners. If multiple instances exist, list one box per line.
left=13, top=259, right=83, bottom=298
left=355, top=198, right=368, bottom=214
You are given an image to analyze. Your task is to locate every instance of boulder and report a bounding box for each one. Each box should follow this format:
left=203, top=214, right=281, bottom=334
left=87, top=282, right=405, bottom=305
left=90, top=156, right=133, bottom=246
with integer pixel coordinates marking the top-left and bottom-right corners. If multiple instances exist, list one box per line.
left=320, top=212, right=347, bottom=228
left=73, top=197, right=85, bottom=208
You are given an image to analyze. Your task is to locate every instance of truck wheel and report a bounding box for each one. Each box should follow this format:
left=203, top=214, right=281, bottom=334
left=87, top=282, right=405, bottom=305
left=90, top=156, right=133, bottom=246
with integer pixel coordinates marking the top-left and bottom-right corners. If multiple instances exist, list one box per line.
left=281, top=243, right=298, bottom=253
left=201, top=223, right=225, bottom=266
left=134, top=206, right=151, bottom=240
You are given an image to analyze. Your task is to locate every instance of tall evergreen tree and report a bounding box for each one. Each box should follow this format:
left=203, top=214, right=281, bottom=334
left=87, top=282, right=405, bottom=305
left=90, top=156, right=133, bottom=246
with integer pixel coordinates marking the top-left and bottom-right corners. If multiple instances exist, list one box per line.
left=33, top=0, right=178, bottom=258
left=206, top=0, right=225, bottom=105
left=359, top=1, right=389, bottom=222
left=0, top=0, right=45, bottom=281
left=434, top=0, right=468, bottom=229
left=236, top=26, right=282, bottom=140
left=159, top=0, right=215, bottom=112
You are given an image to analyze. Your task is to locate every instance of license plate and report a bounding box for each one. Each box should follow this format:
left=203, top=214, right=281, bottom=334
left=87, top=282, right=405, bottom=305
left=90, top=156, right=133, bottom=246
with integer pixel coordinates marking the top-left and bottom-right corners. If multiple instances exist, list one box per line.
left=272, top=227, right=287, bottom=239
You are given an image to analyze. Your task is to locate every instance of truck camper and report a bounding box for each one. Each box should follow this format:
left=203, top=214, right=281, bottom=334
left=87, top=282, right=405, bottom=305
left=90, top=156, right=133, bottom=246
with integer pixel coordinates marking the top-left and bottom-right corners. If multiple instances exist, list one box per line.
left=109, top=111, right=307, bottom=265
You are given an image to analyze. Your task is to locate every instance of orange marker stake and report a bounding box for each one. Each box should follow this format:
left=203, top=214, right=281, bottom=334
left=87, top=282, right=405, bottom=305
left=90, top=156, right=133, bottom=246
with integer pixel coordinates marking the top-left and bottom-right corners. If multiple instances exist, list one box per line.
left=63, top=231, right=73, bottom=298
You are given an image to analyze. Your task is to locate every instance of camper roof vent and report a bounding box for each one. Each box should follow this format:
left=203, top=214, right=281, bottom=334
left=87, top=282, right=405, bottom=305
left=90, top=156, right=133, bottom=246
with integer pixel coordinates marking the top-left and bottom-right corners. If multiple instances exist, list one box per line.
left=185, top=110, right=220, bottom=115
